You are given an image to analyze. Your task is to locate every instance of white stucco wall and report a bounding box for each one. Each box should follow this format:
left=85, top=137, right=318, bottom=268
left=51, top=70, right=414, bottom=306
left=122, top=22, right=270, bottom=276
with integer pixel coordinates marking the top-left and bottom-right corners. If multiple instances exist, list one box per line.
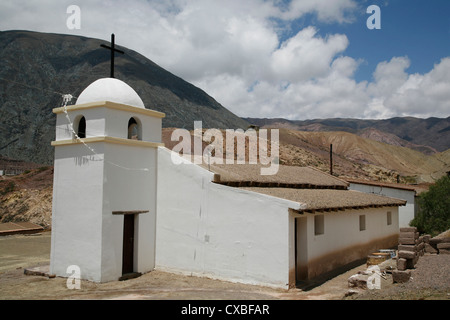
left=348, top=183, right=414, bottom=227
left=50, top=144, right=105, bottom=282
left=100, top=143, right=158, bottom=282
left=104, top=108, right=162, bottom=142
left=51, top=102, right=161, bottom=282
left=295, top=206, right=399, bottom=279
left=156, top=147, right=301, bottom=288
left=55, top=106, right=162, bottom=143
left=55, top=107, right=106, bottom=140
left=307, top=207, right=398, bottom=261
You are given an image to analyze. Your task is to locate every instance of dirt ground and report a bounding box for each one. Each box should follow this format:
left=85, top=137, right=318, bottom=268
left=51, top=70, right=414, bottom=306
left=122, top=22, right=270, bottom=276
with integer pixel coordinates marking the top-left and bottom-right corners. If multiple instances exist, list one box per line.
left=0, top=231, right=448, bottom=301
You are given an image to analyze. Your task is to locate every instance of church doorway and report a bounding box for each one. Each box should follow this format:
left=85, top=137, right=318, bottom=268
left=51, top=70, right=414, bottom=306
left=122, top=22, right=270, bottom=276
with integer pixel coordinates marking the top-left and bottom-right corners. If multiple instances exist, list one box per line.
left=295, top=216, right=308, bottom=284
left=122, top=214, right=135, bottom=275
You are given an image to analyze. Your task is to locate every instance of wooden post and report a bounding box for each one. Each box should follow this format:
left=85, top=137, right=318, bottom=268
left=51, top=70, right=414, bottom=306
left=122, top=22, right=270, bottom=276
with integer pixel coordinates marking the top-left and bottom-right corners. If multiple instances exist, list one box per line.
left=329, top=144, right=333, bottom=176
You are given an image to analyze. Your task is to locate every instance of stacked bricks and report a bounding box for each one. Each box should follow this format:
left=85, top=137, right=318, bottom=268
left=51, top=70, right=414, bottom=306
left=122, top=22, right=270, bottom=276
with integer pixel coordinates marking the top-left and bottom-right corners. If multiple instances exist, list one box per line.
left=423, top=234, right=437, bottom=254
left=425, top=234, right=450, bottom=254
left=393, top=227, right=424, bottom=283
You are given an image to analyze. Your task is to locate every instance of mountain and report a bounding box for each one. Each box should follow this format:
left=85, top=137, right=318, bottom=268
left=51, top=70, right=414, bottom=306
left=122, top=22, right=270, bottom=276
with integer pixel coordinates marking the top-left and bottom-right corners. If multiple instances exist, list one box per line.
left=160, top=126, right=449, bottom=184
left=0, top=30, right=249, bottom=164
left=244, top=117, right=450, bottom=154
left=3, top=125, right=447, bottom=229
left=275, top=129, right=450, bottom=183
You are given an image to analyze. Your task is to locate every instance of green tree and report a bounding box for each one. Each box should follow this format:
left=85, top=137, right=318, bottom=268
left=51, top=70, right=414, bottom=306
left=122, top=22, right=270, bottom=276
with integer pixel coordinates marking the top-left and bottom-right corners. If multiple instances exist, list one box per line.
left=411, top=175, right=450, bottom=236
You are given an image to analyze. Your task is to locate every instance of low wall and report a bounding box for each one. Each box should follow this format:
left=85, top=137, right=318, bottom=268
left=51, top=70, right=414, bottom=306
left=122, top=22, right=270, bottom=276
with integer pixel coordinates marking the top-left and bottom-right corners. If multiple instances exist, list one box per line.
left=393, top=227, right=449, bottom=283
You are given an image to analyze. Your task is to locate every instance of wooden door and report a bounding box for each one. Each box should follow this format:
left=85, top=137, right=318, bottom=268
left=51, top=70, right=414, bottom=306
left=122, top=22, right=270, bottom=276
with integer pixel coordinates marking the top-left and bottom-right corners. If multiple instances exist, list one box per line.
left=122, top=214, right=135, bottom=275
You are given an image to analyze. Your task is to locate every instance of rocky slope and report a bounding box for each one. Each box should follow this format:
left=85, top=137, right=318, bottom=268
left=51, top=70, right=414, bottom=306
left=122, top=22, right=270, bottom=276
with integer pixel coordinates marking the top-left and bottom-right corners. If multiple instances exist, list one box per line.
left=0, top=30, right=249, bottom=164
left=0, top=166, right=53, bottom=229
left=2, top=125, right=446, bottom=228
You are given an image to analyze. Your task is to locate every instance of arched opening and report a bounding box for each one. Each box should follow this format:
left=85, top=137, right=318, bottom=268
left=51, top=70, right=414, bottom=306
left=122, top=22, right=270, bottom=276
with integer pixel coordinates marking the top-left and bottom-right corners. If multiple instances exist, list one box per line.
left=128, top=117, right=141, bottom=140
left=76, top=116, right=86, bottom=139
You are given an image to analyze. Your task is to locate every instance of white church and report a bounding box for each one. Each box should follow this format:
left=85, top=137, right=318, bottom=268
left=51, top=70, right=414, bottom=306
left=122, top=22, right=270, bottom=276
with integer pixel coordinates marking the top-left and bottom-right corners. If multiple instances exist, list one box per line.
left=50, top=78, right=406, bottom=289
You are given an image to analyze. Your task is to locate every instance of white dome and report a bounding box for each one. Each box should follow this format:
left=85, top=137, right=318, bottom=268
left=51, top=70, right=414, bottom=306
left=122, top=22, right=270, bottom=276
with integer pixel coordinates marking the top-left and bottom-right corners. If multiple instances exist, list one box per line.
left=76, top=78, right=145, bottom=108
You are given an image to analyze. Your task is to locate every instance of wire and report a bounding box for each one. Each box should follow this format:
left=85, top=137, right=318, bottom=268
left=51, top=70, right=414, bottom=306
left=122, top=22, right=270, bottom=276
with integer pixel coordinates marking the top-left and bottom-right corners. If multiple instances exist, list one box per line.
left=0, top=77, right=77, bottom=100
left=61, top=102, right=152, bottom=172
left=1, top=76, right=155, bottom=172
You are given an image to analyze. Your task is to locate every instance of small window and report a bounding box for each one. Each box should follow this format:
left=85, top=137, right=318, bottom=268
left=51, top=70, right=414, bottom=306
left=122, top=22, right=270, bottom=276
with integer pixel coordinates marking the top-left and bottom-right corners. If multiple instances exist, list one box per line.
left=314, top=215, right=324, bottom=235
left=76, top=116, right=86, bottom=139
left=387, top=211, right=392, bottom=225
left=359, top=215, right=366, bottom=231
left=128, top=117, right=141, bottom=140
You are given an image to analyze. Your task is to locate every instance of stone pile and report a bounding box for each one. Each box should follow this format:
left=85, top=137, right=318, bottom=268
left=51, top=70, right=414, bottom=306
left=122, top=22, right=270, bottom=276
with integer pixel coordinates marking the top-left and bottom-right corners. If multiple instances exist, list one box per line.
left=393, top=227, right=424, bottom=283
left=424, top=233, right=450, bottom=254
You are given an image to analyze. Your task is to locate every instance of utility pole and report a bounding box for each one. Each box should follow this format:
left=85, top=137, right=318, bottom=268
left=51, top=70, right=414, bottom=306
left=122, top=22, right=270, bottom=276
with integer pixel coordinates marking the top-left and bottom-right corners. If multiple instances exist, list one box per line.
left=330, top=144, right=333, bottom=176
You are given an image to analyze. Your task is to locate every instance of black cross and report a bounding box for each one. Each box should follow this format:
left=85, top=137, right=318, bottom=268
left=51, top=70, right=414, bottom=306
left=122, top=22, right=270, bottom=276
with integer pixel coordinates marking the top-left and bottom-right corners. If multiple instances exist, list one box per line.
left=100, top=33, right=125, bottom=78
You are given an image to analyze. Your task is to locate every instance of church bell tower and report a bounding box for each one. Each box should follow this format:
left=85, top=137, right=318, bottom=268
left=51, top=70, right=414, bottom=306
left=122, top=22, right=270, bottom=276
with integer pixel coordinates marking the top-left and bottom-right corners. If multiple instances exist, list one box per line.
left=50, top=78, right=165, bottom=282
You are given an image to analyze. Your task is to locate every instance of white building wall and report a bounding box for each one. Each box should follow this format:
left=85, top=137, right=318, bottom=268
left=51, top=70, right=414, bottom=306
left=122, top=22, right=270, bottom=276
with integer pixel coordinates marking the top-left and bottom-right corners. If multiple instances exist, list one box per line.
left=156, top=147, right=300, bottom=288
left=307, top=207, right=399, bottom=261
left=296, top=206, right=399, bottom=279
left=55, top=107, right=106, bottom=140
left=50, top=144, right=105, bottom=282
left=104, top=108, right=162, bottom=142
left=51, top=104, right=161, bottom=283
left=100, top=143, right=158, bottom=282
left=349, top=183, right=414, bottom=227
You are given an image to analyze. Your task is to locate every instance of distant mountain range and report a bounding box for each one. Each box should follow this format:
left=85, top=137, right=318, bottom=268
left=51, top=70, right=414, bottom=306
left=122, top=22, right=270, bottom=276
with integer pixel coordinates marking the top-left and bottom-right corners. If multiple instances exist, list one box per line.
left=0, top=30, right=249, bottom=164
left=1, top=30, right=448, bottom=169
left=244, top=117, right=450, bottom=155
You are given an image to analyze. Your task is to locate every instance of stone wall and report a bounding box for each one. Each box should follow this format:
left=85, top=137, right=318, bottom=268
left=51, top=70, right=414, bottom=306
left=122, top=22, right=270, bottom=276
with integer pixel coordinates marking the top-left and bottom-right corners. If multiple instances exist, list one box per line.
left=393, top=227, right=449, bottom=283
left=424, top=232, right=450, bottom=255
left=393, top=227, right=423, bottom=283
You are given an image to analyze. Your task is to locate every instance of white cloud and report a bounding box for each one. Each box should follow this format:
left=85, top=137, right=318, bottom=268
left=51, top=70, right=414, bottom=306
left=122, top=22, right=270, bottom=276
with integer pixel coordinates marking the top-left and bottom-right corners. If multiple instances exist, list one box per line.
left=281, top=0, right=358, bottom=23
left=381, top=57, right=450, bottom=117
left=0, top=0, right=449, bottom=120
left=270, top=26, right=349, bottom=82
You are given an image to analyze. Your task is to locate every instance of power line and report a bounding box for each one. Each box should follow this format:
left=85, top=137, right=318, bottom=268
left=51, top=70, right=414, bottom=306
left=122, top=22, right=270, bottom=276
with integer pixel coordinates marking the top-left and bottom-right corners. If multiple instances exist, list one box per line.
left=0, top=77, right=78, bottom=104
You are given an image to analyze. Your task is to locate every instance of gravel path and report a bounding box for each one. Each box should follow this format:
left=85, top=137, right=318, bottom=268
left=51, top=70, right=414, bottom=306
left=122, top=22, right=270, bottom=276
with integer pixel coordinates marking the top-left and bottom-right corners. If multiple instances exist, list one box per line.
left=349, top=254, right=450, bottom=300
left=1, top=232, right=449, bottom=301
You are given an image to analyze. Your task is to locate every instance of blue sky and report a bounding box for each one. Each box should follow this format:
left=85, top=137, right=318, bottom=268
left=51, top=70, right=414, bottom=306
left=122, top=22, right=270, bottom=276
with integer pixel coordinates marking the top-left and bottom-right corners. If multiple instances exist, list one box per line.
left=1, top=0, right=449, bottom=120
left=333, top=0, right=450, bottom=82
left=283, top=0, right=450, bottom=82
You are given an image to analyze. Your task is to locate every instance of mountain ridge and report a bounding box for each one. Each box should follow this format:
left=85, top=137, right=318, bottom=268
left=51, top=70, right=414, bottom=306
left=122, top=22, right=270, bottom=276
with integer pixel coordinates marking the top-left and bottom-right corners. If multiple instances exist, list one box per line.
left=0, top=30, right=249, bottom=164
left=244, top=116, right=450, bottom=154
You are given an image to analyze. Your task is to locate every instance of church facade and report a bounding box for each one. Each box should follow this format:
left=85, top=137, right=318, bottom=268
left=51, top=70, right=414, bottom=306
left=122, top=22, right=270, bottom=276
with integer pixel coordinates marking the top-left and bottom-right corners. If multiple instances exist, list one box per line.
left=50, top=78, right=405, bottom=288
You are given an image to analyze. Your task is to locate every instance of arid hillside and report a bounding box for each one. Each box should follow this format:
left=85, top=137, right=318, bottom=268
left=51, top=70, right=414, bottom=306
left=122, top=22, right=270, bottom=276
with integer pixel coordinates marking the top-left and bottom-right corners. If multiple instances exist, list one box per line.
left=1, top=127, right=447, bottom=229
left=0, top=166, right=53, bottom=229
left=164, top=127, right=450, bottom=183
left=275, top=129, right=450, bottom=183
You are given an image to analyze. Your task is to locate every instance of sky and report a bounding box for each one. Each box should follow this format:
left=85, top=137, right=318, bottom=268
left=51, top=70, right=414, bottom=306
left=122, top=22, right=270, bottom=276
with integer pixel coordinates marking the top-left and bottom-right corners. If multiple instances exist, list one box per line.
left=1, top=0, right=449, bottom=120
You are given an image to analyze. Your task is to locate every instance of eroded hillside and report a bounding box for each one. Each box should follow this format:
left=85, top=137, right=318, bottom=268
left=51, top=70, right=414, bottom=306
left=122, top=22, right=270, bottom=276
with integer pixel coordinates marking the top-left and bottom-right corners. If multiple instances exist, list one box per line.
left=1, top=127, right=446, bottom=228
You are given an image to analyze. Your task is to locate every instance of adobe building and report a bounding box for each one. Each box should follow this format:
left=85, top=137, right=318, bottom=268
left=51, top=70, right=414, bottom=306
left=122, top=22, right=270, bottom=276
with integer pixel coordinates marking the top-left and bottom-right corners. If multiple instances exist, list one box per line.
left=50, top=78, right=406, bottom=288
left=156, top=158, right=405, bottom=288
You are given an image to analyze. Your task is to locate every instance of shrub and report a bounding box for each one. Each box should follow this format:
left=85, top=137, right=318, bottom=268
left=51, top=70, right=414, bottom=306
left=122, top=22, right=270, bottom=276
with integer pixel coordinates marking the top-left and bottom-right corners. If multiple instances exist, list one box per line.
left=1, top=181, right=16, bottom=195
left=411, top=175, right=450, bottom=236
